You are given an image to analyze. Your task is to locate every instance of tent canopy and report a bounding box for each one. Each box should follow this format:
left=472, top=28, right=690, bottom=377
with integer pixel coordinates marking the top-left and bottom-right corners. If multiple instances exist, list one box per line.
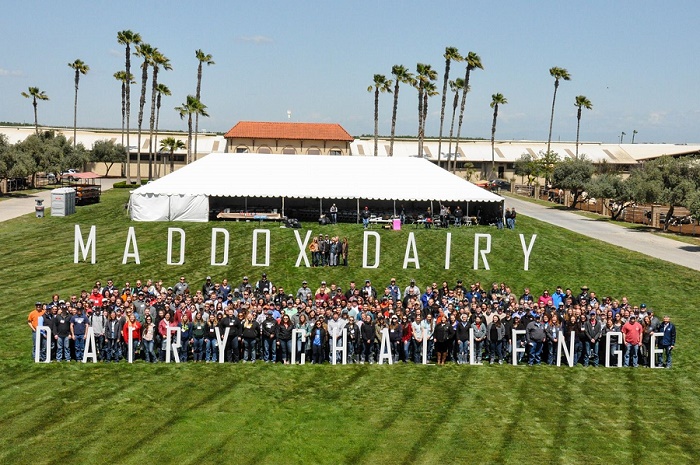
left=129, top=153, right=503, bottom=221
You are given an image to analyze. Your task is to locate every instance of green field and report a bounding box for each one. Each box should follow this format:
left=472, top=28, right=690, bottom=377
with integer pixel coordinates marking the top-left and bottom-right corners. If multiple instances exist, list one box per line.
left=1, top=189, right=699, bottom=464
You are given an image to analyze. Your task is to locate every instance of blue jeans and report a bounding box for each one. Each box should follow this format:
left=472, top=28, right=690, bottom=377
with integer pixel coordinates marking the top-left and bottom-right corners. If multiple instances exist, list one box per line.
left=625, top=343, right=639, bottom=367
left=402, top=340, right=411, bottom=362
left=142, top=339, right=156, bottom=362
left=74, top=334, right=86, bottom=361
left=473, top=340, right=484, bottom=362
left=205, top=338, right=218, bottom=362
left=32, top=332, right=47, bottom=362
left=584, top=340, right=599, bottom=367
left=179, top=339, right=190, bottom=362
left=193, top=337, right=205, bottom=361
left=263, top=337, right=276, bottom=362
left=126, top=338, right=140, bottom=361
left=489, top=340, right=503, bottom=362
left=243, top=338, right=257, bottom=361
left=661, top=345, right=673, bottom=368
left=457, top=340, right=469, bottom=364
left=529, top=340, right=543, bottom=365
left=279, top=339, right=292, bottom=363
left=363, top=218, right=369, bottom=228
left=574, top=340, right=583, bottom=365
left=57, top=336, right=71, bottom=361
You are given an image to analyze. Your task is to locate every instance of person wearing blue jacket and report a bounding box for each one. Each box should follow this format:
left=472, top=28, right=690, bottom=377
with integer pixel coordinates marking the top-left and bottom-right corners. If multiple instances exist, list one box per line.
left=658, top=315, right=676, bottom=368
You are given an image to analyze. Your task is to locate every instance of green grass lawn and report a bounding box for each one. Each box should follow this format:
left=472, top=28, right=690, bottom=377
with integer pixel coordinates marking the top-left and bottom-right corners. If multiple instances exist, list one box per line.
left=1, top=189, right=699, bottom=464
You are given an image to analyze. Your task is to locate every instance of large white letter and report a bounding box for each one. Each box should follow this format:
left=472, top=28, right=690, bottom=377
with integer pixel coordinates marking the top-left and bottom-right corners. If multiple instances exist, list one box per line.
left=127, top=328, right=134, bottom=363
left=378, top=327, right=393, bottom=365
left=165, top=327, right=181, bottom=363
left=252, top=229, right=270, bottom=267
left=331, top=328, right=348, bottom=365
left=473, top=234, right=491, bottom=270
left=214, top=326, right=229, bottom=364
left=362, top=231, right=381, bottom=269
left=35, top=326, right=52, bottom=363
left=402, top=232, right=420, bottom=269
left=519, top=234, right=537, bottom=271
left=511, top=329, right=526, bottom=365
left=167, top=228, right=186, bottom=265
left=294, top=230, right=312, bottom=267
left=211, top=228, right=230, bottom=266
left=605, top=332, right=623, bottom=368
left=82, top=327, right=98, bottom=363
left=291, top=329, right=306, bottom=365
left=650, top=332, right=664, bottom=369
left=444, top=232, right=452, bottom=270
left=557, top=331, right=576, bottom=367
left=74, top=225, right=96, bottom=264
left=122, top=227, right=141, bottom=264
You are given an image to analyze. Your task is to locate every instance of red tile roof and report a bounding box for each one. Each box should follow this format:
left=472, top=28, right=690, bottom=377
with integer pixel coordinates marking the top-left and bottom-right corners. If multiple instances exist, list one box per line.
left=224, top=121, right=354, bottom=142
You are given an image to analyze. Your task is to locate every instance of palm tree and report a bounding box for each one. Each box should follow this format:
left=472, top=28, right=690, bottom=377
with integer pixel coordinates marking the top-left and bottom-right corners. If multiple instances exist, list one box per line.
left=113, top=71, right=135, bottom=148
left=117, top=30, right=142, bottom=184
left=574, top=95, right=592, bottom=158
left=452, top=52, right=483, bottom=173
left=415, top=63, right=437, bottom=157
left=160, top=137, right=186, bottom=174
left=437, top=47, right=462, bottom=166
left=175, top=95, right=209, bottom=165
left=155, top=83, right=171, bottom=177
left=547, top=66, right=571, bottom=155
left=422, top=80, right=439, bottom=140
left=134, top=42, right=154, bottom=184
left=446, top=78, right=467, bottom=168
left=68, top=59, right=89, bottom=149
left=21, top=87, right=49, bottom=134
left=367, top=74, right=392, bottom=156
left=389, top=65, right=413, bottom=157
left=147, top=49, right=171, bottom=180
left=194, top=49, right=215, bottom=162
left=490, top=93, right=508, bottom=177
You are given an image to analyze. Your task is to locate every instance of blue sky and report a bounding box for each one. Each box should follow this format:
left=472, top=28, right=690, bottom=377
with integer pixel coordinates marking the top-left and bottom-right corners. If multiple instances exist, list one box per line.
left=1, top=1, right=698, bottom=144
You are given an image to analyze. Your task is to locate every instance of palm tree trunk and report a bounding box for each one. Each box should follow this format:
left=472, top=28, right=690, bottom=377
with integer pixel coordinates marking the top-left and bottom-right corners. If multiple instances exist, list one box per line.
left=491, top=104, right=498, bottom=177
left=148, top=66, right=159, bottom=180
left=547, top=80, right=559, bottom=155
left=417, top=85, right=423, bottom=157
left=389, top=81, right=400, bottom=157
left=437, top=59, right=450, bottom=166
left=73, top=72, right=79, bottom=149
left=136, top=62, right=148, bottom=184
left=170, top=149, right=175, bottom=174
left=422, top=92, right=429, bottom=157
left=155, top=94, right=162, bottom=178
left=194, top=62, right=203, bottom=162
left=187, top=114, right=193, bottom=165
left=33, top=99, right=38, bottom=134
left=575, top=107, right=582, bottom=159
left=373, top=88, right=379, bottom=156
left=453, top=68, right=471, bottom=173
left=125, top=44, right=132, bottom=184
left=447, top=91, right=458, bottom=169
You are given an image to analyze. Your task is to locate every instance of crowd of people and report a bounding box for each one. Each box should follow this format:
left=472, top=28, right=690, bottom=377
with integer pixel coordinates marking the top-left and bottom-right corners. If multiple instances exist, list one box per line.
left=27, top=274, right=676, bottom=368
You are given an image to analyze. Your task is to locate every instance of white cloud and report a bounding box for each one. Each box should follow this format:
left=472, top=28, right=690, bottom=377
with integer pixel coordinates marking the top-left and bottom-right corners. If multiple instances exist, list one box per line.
left=108, top=49, right=122, bottom=58
left=647, top=111, right=667, bottom=125
left=237, top=35, right=274, bottom=44
left=0, top=68, right=23, bottom=77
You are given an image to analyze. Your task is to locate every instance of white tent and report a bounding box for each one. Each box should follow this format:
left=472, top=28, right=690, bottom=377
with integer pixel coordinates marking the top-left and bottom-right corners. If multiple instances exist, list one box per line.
left=129, top=153, right=504, bottom=221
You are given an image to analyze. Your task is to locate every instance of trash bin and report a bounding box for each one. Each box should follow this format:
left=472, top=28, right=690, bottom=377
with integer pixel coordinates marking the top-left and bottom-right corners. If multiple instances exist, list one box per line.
left=392, top=219, right=401, bottom=230
left=35, top=199, right=45, bottom=218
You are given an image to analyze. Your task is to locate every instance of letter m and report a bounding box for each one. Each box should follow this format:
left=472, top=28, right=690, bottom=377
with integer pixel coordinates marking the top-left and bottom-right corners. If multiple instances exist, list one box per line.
left=74, top=225, right=96, bottom=264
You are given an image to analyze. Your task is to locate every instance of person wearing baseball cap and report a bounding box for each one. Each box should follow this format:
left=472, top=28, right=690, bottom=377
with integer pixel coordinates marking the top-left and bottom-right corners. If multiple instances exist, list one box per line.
left=621, top=313, right=643, bottom=367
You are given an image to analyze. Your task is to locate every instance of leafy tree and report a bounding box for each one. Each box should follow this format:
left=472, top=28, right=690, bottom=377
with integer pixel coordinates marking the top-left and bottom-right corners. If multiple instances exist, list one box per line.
left=21, top=87, right=49, bottom=134
left=367, top=74, right=392, bottom=157
left=537, top=150, right=561, bottom=184
left=117, top=29, right=142, bottom=184
left=547, top=66, right=571, bottom=155
left=437, top=47, right=462, bottom=166
left=389, top=65, right=413, bottom=157
left=514, top=153, right=538, bottom=187
left=160, top=137, right=186, bottom=174
left=175, top=95, right=209, bottom=165
left=552, top=156, right=594, bottom=208
left=585, top=173, right=633, bottom=220
left=91, top=140, right=126, bottom=177
left=574, top=95, right=592, bottom=158
left=490, top=93, right=508, bottom=177
left=626, top=157, right=700, bottom=230
left=68, top=59, right=89, bottom=149
left=194, top=50, right=215, bottom=161
left=452, top=51, right=483, bottom=173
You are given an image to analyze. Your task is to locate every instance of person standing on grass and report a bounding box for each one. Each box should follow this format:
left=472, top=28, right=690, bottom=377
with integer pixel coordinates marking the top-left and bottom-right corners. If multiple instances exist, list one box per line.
left=70, top=306, right=89, bottom=361
left=53, top=306, right=72, bottom=362
left=330, top=203, right=338, bottom=224
left=525, top=315, right=547, bottom=366
left=584, top=311, right=603, bottom=367
left=122, top=313, right=142, bottom=361
left=191, top=312, right=206, bottom=362
left=621, top=314, right=643, bottom=367
left=471, top=316, right=487, bottom=364
left=241, top=311, right=260, bottom=363
left=276, top=314, right=294, bottom=364
left=658, top=315, right=676, bottom=368
left=141, top=314, right=157, bottom=363
left=361, top=206, right=371, bottom=229
left=104, top=310, right=121, bottom=362
left=341, top=237, right=349, bottom=266
left=311, top=319, right=327, bottom=364
left=487, top=315, right=506, bottom=364
left=28, top=302, right=45, bottom=361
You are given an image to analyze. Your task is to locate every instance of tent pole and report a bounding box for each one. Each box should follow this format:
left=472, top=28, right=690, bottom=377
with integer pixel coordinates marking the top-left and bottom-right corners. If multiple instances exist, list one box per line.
left=320, top=199, right=323, bottom=219
left=356, top=199, right=360, bottom=224
left=393, top=200, right=396, bottom=217
left=245, top=197, right=247, bottom=213
left=282, top=197, right=285, bottom=218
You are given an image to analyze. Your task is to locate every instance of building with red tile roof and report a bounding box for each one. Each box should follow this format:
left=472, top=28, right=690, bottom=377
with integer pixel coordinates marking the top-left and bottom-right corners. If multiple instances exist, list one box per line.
left=224, top=121, right=354, bottom=155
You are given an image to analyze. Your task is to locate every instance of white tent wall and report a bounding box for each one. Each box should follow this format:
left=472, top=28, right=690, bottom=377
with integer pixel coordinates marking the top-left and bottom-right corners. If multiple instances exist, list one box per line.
left=129, top=153, right=503, bottom=222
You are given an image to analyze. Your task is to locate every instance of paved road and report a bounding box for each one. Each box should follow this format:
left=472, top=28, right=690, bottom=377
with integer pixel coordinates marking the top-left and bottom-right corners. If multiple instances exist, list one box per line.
left=505, top=195, right=700, bottom=272
left=0, top=178, right=124, bottom=223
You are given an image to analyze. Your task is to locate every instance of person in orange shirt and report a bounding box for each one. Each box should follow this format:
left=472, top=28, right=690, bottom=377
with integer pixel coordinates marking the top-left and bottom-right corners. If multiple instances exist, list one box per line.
left=28, top=302, right=45, bottom=361
left=122, top=313, right=142, bottom=362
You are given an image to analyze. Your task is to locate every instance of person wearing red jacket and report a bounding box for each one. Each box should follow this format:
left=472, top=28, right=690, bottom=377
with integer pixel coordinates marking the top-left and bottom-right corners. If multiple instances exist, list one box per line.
left=122, top=313, right=142, bottom=361
left=621, top=314, right=643, bottom=367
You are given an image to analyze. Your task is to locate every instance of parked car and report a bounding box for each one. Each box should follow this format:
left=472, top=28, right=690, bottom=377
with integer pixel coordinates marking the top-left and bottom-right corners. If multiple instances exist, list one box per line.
left=60, top=169, right=79, bottom=180
left=489, top=179, right=511, bottom=191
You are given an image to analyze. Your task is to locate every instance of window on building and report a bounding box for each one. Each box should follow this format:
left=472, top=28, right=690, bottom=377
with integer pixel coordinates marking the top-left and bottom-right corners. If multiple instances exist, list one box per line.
left=282, top=147, right=296, bottom=154
left=329, top=149, right=342, bottom=156
left=236, top=146, right=249, bottom=153
left=257, top=146, right=271, bottom=154
left=307, top=148, right=321, bottom=155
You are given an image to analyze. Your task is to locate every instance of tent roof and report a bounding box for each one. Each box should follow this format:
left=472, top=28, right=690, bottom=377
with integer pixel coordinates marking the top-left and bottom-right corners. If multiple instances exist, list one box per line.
left=132, top=153, right=503, bottom=203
